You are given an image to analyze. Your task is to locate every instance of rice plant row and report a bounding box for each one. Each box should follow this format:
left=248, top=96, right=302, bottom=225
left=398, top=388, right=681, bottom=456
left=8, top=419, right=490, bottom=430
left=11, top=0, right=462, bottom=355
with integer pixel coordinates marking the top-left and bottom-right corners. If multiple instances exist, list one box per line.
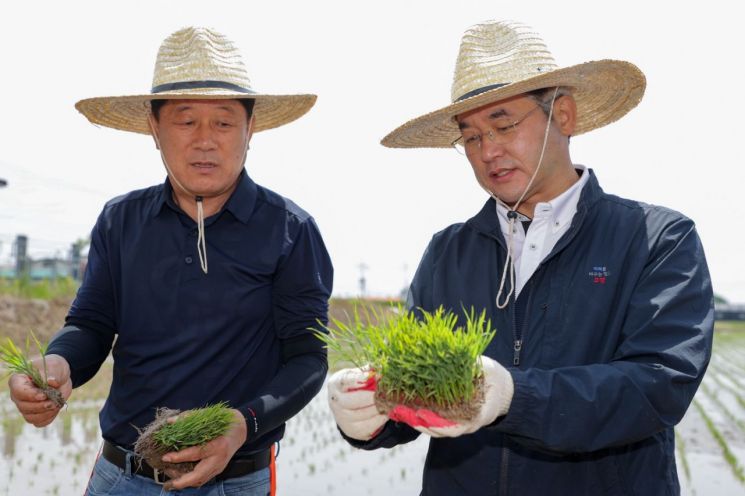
left=707, top=366, right=745, bottom=412
left=692, top=399, right=745, bottom=485
left=698, top=381, right=745, bottom=435
left=711, top=343, right=745, bottom=373
left=674, top=429, right=694, bottom=494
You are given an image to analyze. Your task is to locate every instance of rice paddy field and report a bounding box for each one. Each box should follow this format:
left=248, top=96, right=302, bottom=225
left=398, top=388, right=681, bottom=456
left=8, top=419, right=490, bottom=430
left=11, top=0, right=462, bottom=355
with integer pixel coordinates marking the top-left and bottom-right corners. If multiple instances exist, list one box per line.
left=1, top=319, right=744, bottom=495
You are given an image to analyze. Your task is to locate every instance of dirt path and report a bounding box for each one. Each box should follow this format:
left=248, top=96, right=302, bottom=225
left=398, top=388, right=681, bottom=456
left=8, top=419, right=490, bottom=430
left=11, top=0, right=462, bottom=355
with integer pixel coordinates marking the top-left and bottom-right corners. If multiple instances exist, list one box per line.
left=0, top=295, right=72, bottom=344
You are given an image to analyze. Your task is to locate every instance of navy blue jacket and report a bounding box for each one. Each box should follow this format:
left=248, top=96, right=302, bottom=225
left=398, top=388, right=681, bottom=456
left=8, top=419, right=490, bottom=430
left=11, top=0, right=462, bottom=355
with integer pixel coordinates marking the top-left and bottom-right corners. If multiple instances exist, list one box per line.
left=48, top=170, right=333, bottom=454
left=349, top=170, right=713, bottom=495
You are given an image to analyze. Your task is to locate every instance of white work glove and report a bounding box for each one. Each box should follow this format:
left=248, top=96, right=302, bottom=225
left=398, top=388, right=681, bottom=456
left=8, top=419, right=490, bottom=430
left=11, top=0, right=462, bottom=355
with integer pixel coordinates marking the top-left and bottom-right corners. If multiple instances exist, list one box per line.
left=391, top=355, right=514, bottom=438
left=328, top=367, right=388, bottom=441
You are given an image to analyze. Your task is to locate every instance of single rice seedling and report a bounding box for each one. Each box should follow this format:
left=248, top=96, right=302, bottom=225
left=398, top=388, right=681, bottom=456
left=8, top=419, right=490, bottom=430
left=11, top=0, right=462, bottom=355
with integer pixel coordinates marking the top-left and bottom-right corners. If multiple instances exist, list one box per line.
left=0, top=332, right=66, bottom=408
left=318, top=305, right=495, bottom=422
left=133, top=402, right=236, bottom=474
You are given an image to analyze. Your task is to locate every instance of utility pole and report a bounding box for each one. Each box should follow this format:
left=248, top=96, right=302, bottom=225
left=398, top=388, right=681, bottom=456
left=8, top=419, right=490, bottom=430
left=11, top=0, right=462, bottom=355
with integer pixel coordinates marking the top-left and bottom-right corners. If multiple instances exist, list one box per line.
left=357, top=262, right=368, bottom=298
left=14, top=235, right=28, bottom=278
left=71, top=241, right=82, bottom=281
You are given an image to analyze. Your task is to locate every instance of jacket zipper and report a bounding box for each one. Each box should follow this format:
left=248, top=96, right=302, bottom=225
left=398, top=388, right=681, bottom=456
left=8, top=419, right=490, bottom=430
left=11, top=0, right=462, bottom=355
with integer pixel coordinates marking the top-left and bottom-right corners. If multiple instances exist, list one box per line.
left=482, top=186, right=590, bottom=496
left=485, top=213, right=544, bottom=495
left=512, top=339, right=522, bottom=366
left=499, top=289, right=519, bottom=496
left=512, top=280, right=534, bottom=367
left=502, top=278, right=536, bottom=495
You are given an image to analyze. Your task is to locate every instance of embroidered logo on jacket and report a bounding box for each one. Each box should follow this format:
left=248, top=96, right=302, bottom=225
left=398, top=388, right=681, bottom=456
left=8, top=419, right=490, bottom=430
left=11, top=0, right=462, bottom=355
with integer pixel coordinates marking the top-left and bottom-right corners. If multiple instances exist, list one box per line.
left=589, top=266, right=610, bottom=284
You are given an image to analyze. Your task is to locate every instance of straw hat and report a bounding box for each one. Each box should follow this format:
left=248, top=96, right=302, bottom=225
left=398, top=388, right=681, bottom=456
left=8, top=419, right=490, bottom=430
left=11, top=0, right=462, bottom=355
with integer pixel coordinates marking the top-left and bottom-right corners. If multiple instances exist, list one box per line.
left=381, top=20, right=646, bottom=148
left=75, top=27, right=316, bottom=134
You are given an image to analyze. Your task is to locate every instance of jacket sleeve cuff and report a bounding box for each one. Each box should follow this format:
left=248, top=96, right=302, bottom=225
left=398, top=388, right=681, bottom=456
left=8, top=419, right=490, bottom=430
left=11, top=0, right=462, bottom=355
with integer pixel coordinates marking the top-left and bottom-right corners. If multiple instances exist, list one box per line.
left=492, top=368, right=539, bottom=433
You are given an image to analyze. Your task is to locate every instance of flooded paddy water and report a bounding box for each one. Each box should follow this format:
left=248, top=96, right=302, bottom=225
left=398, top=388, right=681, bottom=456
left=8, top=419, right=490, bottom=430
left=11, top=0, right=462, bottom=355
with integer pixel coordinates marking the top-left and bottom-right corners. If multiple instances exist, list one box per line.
left=0, top=385, right=428, bottom=495
left=1, top=323, right=744, bottom=495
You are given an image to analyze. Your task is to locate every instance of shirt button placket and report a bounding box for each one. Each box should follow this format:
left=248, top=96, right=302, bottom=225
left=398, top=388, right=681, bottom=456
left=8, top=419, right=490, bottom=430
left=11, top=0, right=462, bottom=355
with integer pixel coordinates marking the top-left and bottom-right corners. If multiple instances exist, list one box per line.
left=186, top=229, right=197, bottom=265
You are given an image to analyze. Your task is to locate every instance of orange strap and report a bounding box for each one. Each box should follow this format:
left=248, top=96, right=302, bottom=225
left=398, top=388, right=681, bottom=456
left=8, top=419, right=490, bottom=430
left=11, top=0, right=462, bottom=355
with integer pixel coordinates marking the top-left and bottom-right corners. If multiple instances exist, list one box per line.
left=83, top=444, right=103, bottom=496
left=269, top=443, right=277, bottom=496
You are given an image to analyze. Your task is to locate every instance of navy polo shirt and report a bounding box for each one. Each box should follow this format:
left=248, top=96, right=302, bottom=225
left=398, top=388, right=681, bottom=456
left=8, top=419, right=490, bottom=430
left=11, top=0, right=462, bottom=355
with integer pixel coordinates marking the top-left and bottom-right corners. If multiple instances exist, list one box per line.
left=48, top=169, right=333, bottom=453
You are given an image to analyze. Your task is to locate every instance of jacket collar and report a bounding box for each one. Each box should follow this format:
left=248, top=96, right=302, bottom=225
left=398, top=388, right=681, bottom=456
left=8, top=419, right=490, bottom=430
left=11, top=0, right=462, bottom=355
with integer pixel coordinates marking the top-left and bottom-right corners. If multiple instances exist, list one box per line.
left=466, top=167, right=603, bottom=241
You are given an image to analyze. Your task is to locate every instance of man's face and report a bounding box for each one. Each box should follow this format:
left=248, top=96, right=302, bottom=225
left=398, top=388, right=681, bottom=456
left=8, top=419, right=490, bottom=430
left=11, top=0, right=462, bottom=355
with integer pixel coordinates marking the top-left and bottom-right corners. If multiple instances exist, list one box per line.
left=455, top=93, right=574, bottom=209
left=151, top=99, right=253, bottom=199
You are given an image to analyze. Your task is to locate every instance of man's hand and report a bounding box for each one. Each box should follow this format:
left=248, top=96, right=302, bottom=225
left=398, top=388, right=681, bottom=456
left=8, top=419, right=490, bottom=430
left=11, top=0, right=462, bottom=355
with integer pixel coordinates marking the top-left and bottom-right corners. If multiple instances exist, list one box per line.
left=328, top=367, right=388, bottom=441
left=161, top=408, right=247, bottom=491
left=393, top=356, right=514, bottom=438
left=8, top=354, right=72, bottom=427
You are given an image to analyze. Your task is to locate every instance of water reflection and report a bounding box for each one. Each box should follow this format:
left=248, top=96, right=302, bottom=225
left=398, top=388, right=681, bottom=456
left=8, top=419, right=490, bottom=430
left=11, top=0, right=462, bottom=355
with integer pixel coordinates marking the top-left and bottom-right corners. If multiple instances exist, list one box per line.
left=2, top=371, right=744, bottom=496
left=3, top=415, right=23, bottom=458
left=59, top=412, right=72, bottom=446
left=1, top=402, right=103, bottom=495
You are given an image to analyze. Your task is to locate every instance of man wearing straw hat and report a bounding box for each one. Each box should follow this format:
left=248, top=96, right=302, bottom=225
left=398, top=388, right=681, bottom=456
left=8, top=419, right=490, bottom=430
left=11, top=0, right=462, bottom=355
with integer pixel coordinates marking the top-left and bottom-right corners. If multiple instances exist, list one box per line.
left=328, top=20, right=713, bottom=495
left=8, top=27, right=332, bottom=495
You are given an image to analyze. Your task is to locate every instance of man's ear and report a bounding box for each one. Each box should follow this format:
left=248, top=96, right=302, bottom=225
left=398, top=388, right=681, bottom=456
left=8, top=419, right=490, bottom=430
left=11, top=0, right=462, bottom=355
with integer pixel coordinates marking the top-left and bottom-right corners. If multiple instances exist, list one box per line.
left=246, top=114, right=256, bottom=149
left=553, top=95, right=577, bottom=137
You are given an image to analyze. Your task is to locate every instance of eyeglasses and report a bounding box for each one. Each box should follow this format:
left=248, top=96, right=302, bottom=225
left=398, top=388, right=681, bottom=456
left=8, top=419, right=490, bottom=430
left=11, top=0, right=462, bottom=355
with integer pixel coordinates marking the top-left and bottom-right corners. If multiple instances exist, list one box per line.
left=452, top=105, right=542, bottom=155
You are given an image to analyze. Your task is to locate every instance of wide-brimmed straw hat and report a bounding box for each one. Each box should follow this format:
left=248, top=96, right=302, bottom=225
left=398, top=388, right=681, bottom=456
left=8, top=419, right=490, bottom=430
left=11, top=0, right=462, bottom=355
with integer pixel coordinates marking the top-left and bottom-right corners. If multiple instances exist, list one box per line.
left=381, top=20, right=646, bottom=148
left=75, top=27, right=316, bottom=134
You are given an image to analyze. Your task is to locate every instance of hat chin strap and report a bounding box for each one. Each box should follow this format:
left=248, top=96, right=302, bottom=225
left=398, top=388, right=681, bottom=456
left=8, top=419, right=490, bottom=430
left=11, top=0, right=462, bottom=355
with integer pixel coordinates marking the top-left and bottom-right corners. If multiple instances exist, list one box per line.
left=483, top=87, right=559, bottom=310
left=147, top=115, right=250, bottom=275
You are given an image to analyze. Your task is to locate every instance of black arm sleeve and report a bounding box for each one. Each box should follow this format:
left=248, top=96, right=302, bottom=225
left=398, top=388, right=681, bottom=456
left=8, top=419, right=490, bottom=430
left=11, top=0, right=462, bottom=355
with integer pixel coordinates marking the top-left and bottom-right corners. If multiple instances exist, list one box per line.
left=46, top=317, right=115, bottom=388
left=239, top=333, right=328, bottom=440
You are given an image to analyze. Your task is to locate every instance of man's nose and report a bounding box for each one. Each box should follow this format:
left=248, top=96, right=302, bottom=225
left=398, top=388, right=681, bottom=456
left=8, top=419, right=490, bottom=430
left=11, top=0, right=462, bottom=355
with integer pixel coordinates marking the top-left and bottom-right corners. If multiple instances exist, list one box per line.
left=193, top=123, right=217, bottom=150
left=479, top=132, right=505, bottom=162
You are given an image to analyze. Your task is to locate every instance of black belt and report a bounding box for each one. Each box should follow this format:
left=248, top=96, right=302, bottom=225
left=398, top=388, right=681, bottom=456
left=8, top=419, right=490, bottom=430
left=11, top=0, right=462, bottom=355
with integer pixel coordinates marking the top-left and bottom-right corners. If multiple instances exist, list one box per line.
left=101, top=440, right=271, bottom=485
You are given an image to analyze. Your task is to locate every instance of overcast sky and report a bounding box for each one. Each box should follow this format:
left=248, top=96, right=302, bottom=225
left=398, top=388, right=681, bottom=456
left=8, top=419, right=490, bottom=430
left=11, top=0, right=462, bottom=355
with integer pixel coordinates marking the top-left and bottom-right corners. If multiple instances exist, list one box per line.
left=1, top=0, right=743, bottom=302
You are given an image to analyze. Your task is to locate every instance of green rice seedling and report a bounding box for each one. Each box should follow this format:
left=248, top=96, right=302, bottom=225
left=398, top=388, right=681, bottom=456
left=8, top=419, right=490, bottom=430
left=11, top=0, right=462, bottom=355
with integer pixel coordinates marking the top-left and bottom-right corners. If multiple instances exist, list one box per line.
left=700, top=381, right=745, bottom=435
left=133, top=402, right=236, bottom=474
left=709, top=370, right=745, bottom=411
left=318, top=305, right=495, bottom=422
left=0, top=332, right=65, bottom=408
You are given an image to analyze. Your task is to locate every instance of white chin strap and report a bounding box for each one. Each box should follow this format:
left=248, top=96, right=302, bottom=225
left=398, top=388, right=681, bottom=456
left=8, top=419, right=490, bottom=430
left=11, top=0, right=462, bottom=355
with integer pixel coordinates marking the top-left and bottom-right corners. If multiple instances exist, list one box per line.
left=485, top=87, right=559, bottom=309
left=195, top=196, right=208, bottom=274
left=147, top=115, right=250, bottom=276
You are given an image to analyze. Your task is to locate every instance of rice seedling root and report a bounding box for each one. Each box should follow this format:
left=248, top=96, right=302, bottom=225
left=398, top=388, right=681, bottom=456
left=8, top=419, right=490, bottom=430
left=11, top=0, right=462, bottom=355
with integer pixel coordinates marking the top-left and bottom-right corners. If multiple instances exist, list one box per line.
left=133, top=408, right=195, bottom=474
left=133, top=403, right=235, bottom=474
left=374, top=374, right=486, bottom=422
left=42, top=386, right=65, bottom=409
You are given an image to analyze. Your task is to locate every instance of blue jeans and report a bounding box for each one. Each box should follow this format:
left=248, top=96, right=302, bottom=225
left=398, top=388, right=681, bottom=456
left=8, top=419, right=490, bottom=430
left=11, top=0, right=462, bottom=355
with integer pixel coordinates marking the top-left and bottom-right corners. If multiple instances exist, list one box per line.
left=85, top=455, right=271, bottom=496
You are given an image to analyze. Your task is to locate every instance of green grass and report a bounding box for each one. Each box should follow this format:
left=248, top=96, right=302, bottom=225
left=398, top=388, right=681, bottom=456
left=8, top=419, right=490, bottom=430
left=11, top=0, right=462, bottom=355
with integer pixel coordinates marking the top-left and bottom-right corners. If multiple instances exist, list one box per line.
left=318, top=304, right=495, bottom=410
left=0, top=276, right=79, bottom=300
left=715, top=320, right=745, bottom=333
